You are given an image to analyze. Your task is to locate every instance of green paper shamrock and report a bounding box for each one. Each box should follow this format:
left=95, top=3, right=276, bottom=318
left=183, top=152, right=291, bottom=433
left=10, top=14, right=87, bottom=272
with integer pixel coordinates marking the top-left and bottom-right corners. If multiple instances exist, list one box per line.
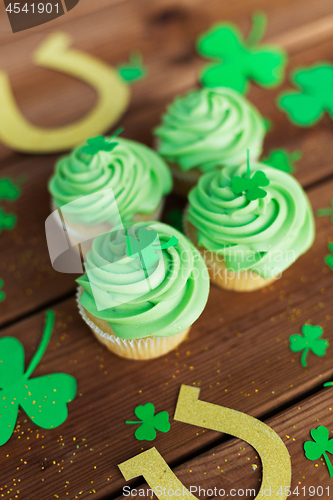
left=0, top=178, right=21, bottom=201
left=0, top=310, right=77, bottom=446
left=0, top=209, right=16, bottom=233
left=317, top=199, right=333, bottom=223
left=263, top=117, right=273, bottom=132
left=126, top=403, right=170, bottom=441
left=289, top=324, right=328, bottom=367
left=82, top=128, right=123, bottom=155
left=262, top=149, right=302, bottom=173
left=126, top=228, right=178, bottom=270
left=230, top=151, right=270, bottom=201
left=0, top=279, right=5, bottom=302
left=118, top=53, right=147, bottom=83
left=197, top=11, right=287, bottom=94
left=304, top=426, right=333, bottom=477
left=325, top=243, right=333, bottom=270
left=278, top=64, right=333, bottom=126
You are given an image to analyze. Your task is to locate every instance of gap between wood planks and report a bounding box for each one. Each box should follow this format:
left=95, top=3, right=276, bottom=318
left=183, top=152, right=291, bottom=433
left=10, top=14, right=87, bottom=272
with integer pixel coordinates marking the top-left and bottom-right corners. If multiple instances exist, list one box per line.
left=271, top=13, right=333, bottom=51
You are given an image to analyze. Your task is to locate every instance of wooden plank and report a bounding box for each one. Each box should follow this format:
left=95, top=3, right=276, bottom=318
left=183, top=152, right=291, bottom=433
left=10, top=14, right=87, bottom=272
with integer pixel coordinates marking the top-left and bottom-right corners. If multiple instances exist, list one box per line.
left=0, top=25, right=331, bottom=324
left=1, top=0, right=333, bottom=47
left=0, top=117, right=332, bottom=326
left=0, top=179, right=332, bottom=499
left=117, top=388, right=333, bottom=500
left=0, top=155, right=77, bottom=326
left=0, top=70, right=332, bottom=321
left=0, top=0, right=128, bottom=38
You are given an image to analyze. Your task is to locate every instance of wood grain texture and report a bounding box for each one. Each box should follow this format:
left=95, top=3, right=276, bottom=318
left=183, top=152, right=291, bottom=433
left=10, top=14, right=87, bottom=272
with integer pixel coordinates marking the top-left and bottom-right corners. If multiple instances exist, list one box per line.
left=116, top=388, right=333, bottom=500
left=0, top=179, right=332, bottom=499
left=0, top=0, right=332, bottom=164
left=0, top=0, right=333, bottom=498
left=0, top=155, right=77, bottom=327
left=0, top=32, right=333, bottom=324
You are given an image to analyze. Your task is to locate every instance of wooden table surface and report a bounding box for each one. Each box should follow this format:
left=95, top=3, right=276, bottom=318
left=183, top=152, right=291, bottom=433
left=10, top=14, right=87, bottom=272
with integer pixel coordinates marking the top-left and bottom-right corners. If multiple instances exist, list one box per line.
left=0, top=0, right=333, bottom=499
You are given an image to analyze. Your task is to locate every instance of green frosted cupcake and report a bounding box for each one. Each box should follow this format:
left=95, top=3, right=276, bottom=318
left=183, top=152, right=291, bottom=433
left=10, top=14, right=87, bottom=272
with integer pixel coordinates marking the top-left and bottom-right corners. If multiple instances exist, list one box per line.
left=76, top=221, right=210, bottom=360
left=48, top=137, right=172, bottom=249
left=154, top=87, right=265, bottom=196
left=184, top=163, right=315, bottom=291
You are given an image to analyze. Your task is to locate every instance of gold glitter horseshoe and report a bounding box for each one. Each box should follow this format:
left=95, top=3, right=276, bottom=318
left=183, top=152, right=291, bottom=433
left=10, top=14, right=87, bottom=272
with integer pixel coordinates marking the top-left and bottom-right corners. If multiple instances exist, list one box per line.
left=119, top=385, right=291, bottom=500
left=0, top=33, right=130, bottom=154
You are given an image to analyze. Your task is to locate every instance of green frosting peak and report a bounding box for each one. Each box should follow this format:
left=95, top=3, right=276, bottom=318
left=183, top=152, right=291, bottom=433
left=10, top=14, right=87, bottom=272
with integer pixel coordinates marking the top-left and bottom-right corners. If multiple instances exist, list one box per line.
left=77, top=222, right=209, bottom=339
left=154, top=87, right=265, bottom=172
left=187, top=163, right=315, bottom=279
left=49, top=138, right=172, bottom=226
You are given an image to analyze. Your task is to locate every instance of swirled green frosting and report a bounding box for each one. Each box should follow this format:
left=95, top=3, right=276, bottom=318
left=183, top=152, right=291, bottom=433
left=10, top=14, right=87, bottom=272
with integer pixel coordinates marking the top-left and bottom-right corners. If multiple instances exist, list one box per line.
left=77, top=222, right=210, bottom=339
left=154, top=87, right=265, bottom=172
left=49, top=138, right=172, bottom=225
left=187, top=164, right=315, bottom=279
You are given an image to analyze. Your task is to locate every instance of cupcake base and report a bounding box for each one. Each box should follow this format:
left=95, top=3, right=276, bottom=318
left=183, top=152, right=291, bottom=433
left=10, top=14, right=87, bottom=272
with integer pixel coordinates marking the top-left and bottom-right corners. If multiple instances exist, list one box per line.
left=168, top=163, right=202, bottom=198
left=184, top=216, right=278, bottom=292
left=77, top=289, right=190, bottom=360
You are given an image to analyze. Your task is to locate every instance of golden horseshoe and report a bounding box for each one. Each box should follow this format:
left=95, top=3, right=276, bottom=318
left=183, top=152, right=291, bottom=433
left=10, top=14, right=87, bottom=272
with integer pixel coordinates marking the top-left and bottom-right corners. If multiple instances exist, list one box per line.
left=119, top=385, right=291, bottom=500
left=0, top=33, right=130, bottom=154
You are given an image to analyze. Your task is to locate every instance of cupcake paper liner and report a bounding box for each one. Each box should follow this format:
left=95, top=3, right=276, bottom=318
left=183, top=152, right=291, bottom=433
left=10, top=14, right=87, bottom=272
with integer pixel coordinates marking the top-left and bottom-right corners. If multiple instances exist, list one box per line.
left=76, top=287, right=190, bottom=360
left=183, top=206, right=277, bottom=292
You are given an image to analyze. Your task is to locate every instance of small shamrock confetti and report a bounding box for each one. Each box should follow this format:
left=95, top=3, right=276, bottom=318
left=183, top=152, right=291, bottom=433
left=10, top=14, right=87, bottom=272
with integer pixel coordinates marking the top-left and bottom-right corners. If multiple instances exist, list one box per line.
left=126, top=403, right=170, bottom=441
left=230, top=150, right=270, bottom=201
left=0, top=279, right=5, bottom=302
left=317, top=199, right=333, bottom=223
left=262, top=149, right=302, bottom=173
left=118, top=53, right=147, bottom=83
left=0, top=178, right=21, bottom=201
left=82, top=128, right=123, bottom=155
left=263, top=117, right=273, bottom=132
left=304, top=426, right=333, bottom=477
left=197, top=11, right=287, bottom=94
left=325, top=243, right=333, bottom=270
left=0, top=208, right=16, bottom=233
left=0, top=310, right=77, bottom=446
left=278, top=63, right=333, bottom=126
left=289, top=324, right=328, bottom=367
left=126, top=228, right=178, bottom=270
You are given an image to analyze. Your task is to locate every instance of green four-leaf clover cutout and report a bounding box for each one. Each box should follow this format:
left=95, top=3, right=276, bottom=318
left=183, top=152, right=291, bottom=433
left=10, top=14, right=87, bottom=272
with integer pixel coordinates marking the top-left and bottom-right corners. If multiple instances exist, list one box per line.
left=289, top=324, right=328, bottom=367
left=126, top=403, right=170, bottom=441
left=278, top=63, right=333, bottom=126
left=197, top=11, right=287, bottom=94
left=304, top=426, right=333, bottom=477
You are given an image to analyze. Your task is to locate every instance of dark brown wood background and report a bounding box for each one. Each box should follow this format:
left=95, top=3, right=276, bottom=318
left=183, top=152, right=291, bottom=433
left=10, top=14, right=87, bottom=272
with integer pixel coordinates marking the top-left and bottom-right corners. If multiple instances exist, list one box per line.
left=0, top=0, right=333, bottom=499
